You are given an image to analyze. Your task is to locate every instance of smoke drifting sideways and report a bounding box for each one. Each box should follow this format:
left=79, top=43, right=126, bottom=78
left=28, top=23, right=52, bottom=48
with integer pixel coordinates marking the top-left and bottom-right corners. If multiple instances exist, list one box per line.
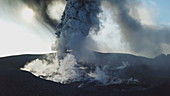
left=22, top=0, right=170, bottom=85
left=100, top=0, right=170, bottom=57
left=0, top=0, right=57, bottom=57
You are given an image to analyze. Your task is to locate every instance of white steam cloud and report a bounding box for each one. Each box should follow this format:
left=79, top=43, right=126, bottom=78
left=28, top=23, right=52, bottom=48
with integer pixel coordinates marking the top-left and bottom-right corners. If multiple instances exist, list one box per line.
left=21, top=0, right=170, bottom=85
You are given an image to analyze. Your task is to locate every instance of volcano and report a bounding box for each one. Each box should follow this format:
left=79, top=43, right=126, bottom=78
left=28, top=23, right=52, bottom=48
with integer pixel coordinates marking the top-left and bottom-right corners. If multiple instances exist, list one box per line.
left=1, top=0, right=170, bottom=96
left=0, top=53, right=170, bottom=96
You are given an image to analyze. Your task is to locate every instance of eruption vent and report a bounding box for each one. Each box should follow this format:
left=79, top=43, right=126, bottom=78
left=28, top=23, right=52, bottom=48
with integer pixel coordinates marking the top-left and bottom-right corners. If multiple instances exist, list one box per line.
left=23, top=0, right=103, bottom=84
left=22, top=0, right=170, bottom=85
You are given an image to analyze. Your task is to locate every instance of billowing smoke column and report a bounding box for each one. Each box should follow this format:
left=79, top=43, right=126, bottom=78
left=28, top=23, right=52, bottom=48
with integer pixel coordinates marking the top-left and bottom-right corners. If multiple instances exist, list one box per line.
left=22, top=0, right=170, bottom=85
left=22, top=0, right=103, bottom=84
left=56, top=0, right=101, bottom=61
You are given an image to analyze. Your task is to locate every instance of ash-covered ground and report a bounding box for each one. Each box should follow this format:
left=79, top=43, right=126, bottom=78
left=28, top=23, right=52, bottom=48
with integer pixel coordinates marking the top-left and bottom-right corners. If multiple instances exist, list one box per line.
left=1, top=0, right=170, bottom=96
left=0, top=53, right=170, bottom=96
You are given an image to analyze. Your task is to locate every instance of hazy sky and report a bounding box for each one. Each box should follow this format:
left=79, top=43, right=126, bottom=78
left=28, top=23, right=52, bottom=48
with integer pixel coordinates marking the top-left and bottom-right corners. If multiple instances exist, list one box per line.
left=0, top=0, right=169, bottom=57
left=142, top=0, right=170, bottom=24
left=0, top=2, right=56, bottom=57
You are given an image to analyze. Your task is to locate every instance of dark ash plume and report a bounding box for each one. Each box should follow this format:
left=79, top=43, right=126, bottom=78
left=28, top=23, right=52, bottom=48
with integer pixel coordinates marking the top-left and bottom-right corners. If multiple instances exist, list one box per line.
left=56, top=0, right=101, bottom=60
left=22, top=0, right=170, bottom=85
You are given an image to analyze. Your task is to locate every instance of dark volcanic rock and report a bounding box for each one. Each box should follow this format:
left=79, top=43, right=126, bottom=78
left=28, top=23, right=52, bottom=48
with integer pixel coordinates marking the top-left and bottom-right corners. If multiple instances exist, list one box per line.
left=0, top=54, right=41, bottom=70
left=0, top=54, right=170, bottom=96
